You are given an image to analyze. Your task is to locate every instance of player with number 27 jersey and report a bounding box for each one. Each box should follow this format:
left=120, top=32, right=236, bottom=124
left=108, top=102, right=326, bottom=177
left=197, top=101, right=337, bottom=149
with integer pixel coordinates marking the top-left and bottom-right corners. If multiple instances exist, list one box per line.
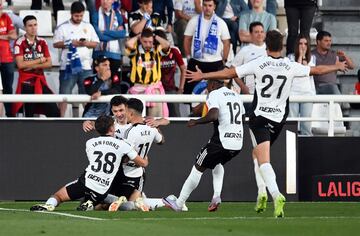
left=85, top=136, right=138, bottom=194
left=206, top=86, right=245, bottom=150
left=235, top=56, right=310, bottom=123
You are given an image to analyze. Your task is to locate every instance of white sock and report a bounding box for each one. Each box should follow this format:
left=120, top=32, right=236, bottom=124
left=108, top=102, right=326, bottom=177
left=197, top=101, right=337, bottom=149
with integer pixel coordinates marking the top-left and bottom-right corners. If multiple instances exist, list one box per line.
left=253, top=159, right=267, bottom=196
left=45, top=197, right=58, bottom=207
left=143, top=198, right=165, bottom=209
left=259, top=163, right=281, bottom=200
left=176, top=166, right=203, bottom=207
left=212, top=164, right=224, bottom=199
left=103, top=194, right=119, bottom=204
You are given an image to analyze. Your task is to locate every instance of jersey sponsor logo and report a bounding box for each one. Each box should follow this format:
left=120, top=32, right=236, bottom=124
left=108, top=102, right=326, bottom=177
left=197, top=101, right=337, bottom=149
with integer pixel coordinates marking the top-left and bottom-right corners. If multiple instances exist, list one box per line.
left=259, top=106, right=281, bottom=113
left=259, top=61, right=290, bottom=71
left=224, top=132, right=242, bottom=139
left=92, top=140, right=119, bottom=150
left=23, top=52, right=44, bottom=60
left=87, top=173, right=110, bottom=186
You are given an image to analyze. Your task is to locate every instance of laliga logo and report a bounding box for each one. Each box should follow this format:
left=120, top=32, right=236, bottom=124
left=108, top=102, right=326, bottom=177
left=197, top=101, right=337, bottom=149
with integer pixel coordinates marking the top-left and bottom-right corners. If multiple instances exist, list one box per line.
left=318, top=181, right=360, bottom=197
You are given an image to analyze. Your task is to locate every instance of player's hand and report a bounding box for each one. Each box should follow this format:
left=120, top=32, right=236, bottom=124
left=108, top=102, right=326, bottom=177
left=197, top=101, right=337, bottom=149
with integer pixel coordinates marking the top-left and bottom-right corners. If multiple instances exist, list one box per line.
left=336, top=61, right=348, bottom=72
left=82, top=120, right=94, bottom=132
left=145, top=116, right=158, bottom=127
left=187, top=119, right=197, bottom=127
left=185, top=65, right=203, bottom=83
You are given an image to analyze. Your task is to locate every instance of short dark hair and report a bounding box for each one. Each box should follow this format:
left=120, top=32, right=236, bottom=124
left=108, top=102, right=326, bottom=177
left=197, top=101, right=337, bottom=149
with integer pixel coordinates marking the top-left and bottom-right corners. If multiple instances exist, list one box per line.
left=71, top=1, right=85, bottom=14
left=203, top=0, right=217, bottom=5
left=154, top=29, right=167, bottom=40
left=127, top=98, right=143, bottom=115
left=138, top=0, right=152, bottom=4
left=249, top=21, right=264, bottom=33
left=316, top=30, right=332, bottom=41
left=110, top=96, right=128, bottom=107
left=141, top=28, right=154, bottom=38
left=265, top=30, right=283, bottom=52
left=23, top=15, right=37, bottom=26
left=94, top=56, right=109, bottom=66
left=95, top=115, right=114, bottom=135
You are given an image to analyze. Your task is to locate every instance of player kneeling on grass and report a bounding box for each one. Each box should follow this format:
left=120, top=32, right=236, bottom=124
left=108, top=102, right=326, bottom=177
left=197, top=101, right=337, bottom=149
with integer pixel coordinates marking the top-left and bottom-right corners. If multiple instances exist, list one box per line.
left=30, top=115, right=148, bottom=212
left=163, top=79, right=245, bottom=212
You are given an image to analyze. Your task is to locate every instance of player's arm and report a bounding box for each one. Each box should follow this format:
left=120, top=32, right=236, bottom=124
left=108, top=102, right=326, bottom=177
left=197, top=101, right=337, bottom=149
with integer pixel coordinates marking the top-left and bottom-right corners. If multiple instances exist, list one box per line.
left=310, top=61, right=347, bottom=75
left=187, top=108, right=219, bottom=127
left=133, top=155, right=149, bottom=167
left=186, top=66, right=237, bottom=82
left=233, top=77, right=250, bottom=94
left=82, top=120, right=95, bottom=132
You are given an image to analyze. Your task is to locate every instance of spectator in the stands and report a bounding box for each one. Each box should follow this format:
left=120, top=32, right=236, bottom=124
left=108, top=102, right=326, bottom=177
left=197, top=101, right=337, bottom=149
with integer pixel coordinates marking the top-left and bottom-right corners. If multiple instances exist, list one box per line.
left=126, top=28, right=170, bottom=117
left=128, top=0, right=156, bottom=37
left=13, top=15, right=60, bottom=117
left=92, top=0, right=127, bottom=86
left=173, top=0, right=202, bottom=56
left=153, top=0, right=174, bottom=33
left=216, top=0, right=248, bottom=54
left=54, top=2, right=100, bottom=117
left=248, top=0, right=277, bottom=16
left=238, top=0, right=276, bottom=46
left=83, top=56, right=122, bottom=117
left=155, top=29, right=185, bottom=117
left=31, top=0, right=64, bottom=21
left=0, top=1, right=17, bottom=117
left=312, top=31, right=355, bottom=95
left=288, top=34, right=316, bottom=136
left=285, top=0, right=317, bottom=55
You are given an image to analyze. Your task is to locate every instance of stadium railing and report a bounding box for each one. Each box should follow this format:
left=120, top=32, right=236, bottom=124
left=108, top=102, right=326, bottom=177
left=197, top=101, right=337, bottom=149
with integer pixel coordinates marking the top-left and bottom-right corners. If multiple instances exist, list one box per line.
left=1, top=94, right=360, bottom=137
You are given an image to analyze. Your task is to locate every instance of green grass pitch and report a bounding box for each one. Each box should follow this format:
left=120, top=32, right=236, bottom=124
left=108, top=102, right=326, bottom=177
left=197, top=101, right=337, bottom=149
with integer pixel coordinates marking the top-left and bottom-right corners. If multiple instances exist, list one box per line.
left=1, top=201, right=360, bottom=236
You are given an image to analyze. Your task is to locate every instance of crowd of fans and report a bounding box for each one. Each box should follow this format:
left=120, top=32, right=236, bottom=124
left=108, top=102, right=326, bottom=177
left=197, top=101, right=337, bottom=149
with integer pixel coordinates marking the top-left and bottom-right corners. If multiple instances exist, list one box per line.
left=0, top=0, right=358, bottom=136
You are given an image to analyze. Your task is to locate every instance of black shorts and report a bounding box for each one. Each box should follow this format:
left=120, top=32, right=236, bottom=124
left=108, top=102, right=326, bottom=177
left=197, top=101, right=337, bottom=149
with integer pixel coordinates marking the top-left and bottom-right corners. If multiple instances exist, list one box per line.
left=249, top=114, right=284, bottom=147
left=195, top=142, right=240, bottom=169
left=65, top=174, right=107, bottom=204
left=109, top=168, right=145, bottom=199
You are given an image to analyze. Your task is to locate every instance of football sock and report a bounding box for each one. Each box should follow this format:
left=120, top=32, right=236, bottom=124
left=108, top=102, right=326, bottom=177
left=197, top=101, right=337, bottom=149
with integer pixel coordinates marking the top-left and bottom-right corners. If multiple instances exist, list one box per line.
left=212, top=164, right=224, bottom=199
left=254, top=159, right=267, bottom=195
left=119, top=201, right=136, bottom=211
left=259, top=163, right=281, bottom=199
left=144, top=198, right=165, bottom=209
left=103, top=194, right=119, bottom=204
left=45, top=197, right=58, bottom=207
left=176, top=166, right=203, bottom=207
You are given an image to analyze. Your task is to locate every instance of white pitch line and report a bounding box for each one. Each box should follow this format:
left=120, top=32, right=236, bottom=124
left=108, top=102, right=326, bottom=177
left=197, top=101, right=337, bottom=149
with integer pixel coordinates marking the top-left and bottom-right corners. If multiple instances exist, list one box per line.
left=0, top=207, right=105, bottom=221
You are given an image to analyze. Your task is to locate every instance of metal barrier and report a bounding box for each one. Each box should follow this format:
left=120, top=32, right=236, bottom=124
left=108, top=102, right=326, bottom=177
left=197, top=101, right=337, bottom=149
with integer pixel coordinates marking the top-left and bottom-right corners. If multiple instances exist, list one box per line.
left=1, top=94, right=360, bottom=136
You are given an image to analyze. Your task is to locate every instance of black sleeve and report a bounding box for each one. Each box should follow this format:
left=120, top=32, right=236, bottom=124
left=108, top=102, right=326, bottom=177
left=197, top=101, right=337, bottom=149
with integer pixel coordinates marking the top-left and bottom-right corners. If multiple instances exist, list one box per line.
left=84, top=77, right=104, bottom=95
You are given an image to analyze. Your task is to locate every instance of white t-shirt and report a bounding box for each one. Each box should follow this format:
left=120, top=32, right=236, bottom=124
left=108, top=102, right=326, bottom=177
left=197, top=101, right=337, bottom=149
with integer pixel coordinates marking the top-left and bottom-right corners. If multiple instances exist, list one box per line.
left=174, top=0, right=198, bottom=17
left=206, top=86, right=245, bottom=150
left=84, top=136, right=138, bottom=194
left=223, top=2, right=235, bottom=19
left=122, top=123, right=163, bottom=178
left=288, top=54, right=316, bottom=96
left=235, top=56, right=311, bottom=123
left=114, top=121, right=131, bottom=139
left=53, top=20, right=100, bottom=70
left=184, top=14, right=230, bottom=62
left=231, top=43, right=267, bottom=94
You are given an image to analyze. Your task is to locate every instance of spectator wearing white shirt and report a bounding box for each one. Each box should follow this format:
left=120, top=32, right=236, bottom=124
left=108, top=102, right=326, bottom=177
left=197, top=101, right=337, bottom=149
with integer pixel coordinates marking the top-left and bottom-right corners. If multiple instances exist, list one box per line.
left=183, top=0, right=230, bottom=95
left=174, top=0, right=202, bottom=56
left=53, top=1, right=100, bottom=117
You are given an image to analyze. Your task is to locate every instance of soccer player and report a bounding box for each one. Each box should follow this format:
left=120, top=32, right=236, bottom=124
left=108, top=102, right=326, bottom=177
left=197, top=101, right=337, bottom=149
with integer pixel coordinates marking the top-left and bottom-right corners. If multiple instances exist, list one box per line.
left=108, top=98, right=165, bottom=212
left=185, top=30, right=347, bottom=217
left=163, top=79, right=245, bottom=212
left=30, top=115, right=148, bottom=212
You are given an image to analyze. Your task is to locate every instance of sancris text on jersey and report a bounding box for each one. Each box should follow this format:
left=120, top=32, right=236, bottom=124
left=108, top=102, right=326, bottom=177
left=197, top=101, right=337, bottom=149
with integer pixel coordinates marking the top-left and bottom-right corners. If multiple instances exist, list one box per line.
left=206, top=86, right=245, bottom=150
left=84, top=136, right=138, bottom=194
left=235, top=56, right=310, bottom=123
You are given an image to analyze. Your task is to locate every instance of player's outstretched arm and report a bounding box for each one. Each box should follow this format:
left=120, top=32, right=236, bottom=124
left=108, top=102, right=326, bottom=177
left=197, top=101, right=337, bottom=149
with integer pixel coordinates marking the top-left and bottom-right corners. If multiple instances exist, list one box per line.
left=145, top=117, right=170, bottom=127
left=310, top=61, right=348, bottom=75
left=82, top=120, right=95, bottom=132
left=185, top=66, right=237, bottom=83
left=187, top=108, right=219, bottom=127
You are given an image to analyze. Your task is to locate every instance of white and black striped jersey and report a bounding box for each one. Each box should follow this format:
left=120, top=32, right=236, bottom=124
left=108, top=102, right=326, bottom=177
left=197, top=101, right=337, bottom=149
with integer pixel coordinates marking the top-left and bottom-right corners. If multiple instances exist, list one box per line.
left=235, top=55, right=310, bottom=123
left=114, top=120, right=131, bottom=139
left=122, top=123, right=163, bottom=178
left=84, top=136, right=138, bottom=194
left=206, top=86, right=245, bottom=150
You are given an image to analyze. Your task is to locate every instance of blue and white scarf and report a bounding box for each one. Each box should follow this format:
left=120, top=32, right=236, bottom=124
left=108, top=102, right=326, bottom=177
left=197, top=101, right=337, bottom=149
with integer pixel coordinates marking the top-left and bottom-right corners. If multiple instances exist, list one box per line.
left=64, top=40, right=82, bottom=76
left=193, top=13, right=218, bottom=59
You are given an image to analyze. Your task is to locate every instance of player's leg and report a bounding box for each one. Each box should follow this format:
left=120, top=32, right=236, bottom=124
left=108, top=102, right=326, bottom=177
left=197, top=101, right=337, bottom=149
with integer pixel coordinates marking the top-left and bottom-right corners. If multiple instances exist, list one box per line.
left=209, top=164, right=224, bottom=211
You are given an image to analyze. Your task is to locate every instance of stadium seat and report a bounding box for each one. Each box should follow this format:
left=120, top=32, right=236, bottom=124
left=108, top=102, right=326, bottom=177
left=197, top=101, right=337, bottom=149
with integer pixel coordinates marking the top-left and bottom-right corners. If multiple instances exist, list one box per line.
left=44, top=37, right=61, bottom=67
left=311, top=103, right=347, bottom=136
left=56, top=10, right=90, bottom=26
left=19, top=10, right=53, bottom=37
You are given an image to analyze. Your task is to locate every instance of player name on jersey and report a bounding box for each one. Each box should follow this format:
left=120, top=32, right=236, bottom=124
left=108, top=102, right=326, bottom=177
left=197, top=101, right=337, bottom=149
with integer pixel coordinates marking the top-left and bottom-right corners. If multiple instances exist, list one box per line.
left=258, top=60, right=291, bottom=71
left=92, top=140, right=120, bottom=149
